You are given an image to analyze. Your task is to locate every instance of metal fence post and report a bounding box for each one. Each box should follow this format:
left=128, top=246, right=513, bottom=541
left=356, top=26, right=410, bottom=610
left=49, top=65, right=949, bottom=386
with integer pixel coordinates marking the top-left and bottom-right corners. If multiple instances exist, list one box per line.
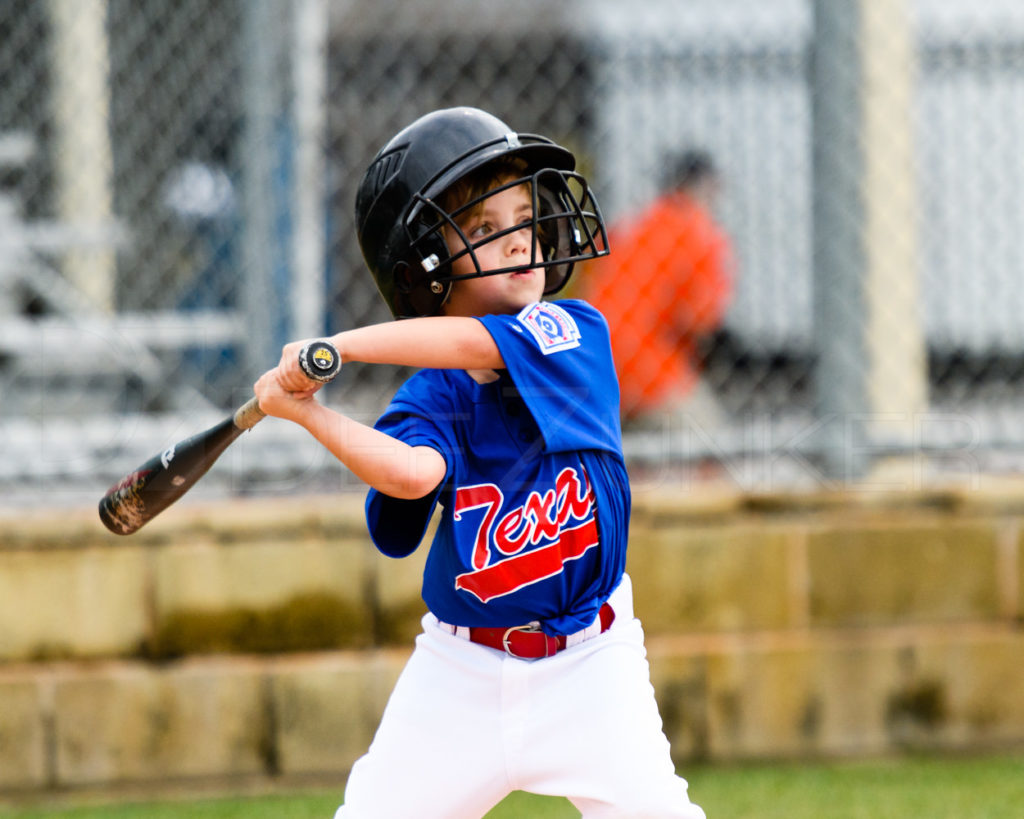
left=240, top=0, right=289, bottom=377
left=812, top=0, right=926, bottom=482
left=290, top=0, right=329, bottom=339
left=48, top=0, right=116, bottom=312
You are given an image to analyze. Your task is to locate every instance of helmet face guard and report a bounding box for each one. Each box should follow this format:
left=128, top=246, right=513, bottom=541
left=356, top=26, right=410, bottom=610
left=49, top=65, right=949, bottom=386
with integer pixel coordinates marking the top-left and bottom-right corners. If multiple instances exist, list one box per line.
left=403, top=168, right=609, bottom=311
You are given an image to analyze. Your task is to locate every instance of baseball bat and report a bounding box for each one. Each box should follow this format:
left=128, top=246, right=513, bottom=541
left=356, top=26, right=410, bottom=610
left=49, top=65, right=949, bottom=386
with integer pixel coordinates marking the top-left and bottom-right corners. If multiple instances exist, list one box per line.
left=98, top=340, right=341, bottom=536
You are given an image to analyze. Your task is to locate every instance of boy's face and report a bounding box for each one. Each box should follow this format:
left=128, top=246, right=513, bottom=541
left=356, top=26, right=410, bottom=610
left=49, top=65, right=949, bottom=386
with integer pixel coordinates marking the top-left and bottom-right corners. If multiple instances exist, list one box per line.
left=441, top=181, right=545, bottom=317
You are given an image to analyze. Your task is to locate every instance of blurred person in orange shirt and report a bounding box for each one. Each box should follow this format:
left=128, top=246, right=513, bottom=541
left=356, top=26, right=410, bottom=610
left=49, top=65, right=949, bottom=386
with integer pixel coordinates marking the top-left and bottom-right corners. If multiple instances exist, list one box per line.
left=583, top=149, right=734, bottom=428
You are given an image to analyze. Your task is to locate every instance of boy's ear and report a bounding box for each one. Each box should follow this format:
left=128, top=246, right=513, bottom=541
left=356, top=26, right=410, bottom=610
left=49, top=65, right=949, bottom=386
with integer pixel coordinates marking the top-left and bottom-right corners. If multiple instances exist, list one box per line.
left=393, top=261, right=414, bottom=293
left=391, top=260, right=448, bottom=317
left=391, top=261, right=418, bottom=318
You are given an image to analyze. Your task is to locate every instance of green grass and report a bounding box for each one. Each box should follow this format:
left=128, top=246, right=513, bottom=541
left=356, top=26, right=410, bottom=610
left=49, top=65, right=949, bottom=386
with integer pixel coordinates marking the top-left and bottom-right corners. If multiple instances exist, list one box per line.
left=691, top=753, right=1024, bottom=819
left=2, top=753, right=1022, bottom=818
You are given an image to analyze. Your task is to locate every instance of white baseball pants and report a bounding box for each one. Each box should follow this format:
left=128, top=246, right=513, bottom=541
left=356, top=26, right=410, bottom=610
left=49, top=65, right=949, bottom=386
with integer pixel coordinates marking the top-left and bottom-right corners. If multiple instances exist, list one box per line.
left=335, top=574, right=706, bottom=818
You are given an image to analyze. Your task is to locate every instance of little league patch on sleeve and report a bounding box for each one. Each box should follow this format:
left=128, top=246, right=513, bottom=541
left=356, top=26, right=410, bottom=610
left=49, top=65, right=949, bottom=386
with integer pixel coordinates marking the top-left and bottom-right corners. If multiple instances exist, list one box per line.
left=516, top=302, right=581, bottom=354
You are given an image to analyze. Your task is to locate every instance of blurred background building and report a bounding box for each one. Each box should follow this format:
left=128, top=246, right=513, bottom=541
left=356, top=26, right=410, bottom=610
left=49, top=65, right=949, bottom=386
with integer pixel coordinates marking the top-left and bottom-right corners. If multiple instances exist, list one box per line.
left=3, top=0, right=1024, bottom=505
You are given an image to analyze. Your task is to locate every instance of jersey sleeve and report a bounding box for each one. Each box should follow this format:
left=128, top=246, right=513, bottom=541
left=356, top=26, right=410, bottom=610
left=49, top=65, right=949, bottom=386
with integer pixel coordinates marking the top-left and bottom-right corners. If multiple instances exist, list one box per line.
left=364, top=372, right=454, bottom=558
left=478, top=299, right=622, bottom=454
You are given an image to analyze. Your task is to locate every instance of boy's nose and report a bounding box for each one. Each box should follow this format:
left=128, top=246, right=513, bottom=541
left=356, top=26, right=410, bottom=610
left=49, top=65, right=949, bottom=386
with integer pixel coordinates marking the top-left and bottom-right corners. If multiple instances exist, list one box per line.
left=505, top=224, right=531, bottom=256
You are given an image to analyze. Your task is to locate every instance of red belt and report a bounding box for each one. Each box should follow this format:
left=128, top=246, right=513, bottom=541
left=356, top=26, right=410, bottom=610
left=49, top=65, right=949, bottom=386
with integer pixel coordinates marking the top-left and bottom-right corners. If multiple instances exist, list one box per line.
left=461, top=602, right=615, bottom=660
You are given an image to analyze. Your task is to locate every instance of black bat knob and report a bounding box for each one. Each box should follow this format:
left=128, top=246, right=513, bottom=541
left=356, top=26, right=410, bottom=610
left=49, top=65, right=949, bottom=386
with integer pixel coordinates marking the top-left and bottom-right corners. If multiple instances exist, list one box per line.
left=299, top=340, right=341, bottom=383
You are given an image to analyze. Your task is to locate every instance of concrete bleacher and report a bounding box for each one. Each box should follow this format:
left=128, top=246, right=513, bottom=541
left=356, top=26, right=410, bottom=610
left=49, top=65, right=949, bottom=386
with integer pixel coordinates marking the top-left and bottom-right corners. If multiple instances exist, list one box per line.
left=0, top=129, right=245, bottom=421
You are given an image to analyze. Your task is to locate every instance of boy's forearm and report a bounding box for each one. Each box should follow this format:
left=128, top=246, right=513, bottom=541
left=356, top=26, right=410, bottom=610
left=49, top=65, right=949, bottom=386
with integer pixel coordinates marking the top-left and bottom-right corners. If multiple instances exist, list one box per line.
left=330, top=316, right=503, bottom=370
left=300, top=403, right=445, bottom=499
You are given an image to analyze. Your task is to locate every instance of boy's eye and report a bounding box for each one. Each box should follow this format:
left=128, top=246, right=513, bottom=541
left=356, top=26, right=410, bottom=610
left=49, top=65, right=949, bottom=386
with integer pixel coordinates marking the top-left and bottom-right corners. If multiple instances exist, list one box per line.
left=459, top=209, right=533, bottom=243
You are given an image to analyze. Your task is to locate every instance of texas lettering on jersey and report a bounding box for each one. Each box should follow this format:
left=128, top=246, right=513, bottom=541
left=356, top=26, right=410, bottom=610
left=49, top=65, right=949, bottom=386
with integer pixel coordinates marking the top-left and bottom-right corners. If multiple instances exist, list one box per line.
left=452, top=466, right=599, bottom=603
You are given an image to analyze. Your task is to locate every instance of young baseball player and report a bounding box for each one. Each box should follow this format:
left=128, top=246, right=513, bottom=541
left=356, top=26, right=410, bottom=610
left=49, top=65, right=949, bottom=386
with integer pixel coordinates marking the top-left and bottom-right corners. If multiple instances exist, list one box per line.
left=255, top=107, right=706, bottom=818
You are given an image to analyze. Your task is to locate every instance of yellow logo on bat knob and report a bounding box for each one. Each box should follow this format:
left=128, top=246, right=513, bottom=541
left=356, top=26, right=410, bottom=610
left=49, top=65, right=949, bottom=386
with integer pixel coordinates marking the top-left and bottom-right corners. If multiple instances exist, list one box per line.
left=313, top=348, right=335, bottom=370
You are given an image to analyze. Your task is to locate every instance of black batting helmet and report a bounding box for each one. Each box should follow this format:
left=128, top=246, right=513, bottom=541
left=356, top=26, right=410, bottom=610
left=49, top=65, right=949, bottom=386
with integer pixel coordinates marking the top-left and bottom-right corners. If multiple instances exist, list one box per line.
left=355, top=107, right=608, bottom=318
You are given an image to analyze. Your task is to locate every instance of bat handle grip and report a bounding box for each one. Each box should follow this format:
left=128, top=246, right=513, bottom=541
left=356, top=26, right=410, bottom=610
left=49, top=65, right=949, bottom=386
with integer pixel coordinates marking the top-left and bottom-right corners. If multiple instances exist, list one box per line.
left=236, top=339, right=342, bottom=431
left=234, top=395, right=265, bottom=430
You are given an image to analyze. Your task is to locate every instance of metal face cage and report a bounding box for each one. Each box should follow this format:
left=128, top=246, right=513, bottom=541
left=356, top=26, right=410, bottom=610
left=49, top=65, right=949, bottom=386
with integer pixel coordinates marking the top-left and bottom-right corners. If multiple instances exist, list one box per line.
left=406, top=168, right=610, bottom=299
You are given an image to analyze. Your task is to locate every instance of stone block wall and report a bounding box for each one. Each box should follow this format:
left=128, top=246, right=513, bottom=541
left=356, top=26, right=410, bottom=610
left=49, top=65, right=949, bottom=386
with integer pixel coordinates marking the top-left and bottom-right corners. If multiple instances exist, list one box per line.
left=1, top=483, right=1023, bottom=794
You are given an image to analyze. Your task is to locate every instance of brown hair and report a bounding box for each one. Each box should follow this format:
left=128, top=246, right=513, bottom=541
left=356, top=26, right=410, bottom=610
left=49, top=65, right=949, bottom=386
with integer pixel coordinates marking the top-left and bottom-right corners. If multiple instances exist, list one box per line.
left=439, top=157, right=530, bottom=218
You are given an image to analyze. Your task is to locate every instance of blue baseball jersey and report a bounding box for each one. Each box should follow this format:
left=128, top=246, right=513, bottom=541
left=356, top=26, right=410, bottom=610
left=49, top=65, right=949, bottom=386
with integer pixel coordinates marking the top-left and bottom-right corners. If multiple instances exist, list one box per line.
left=365, top=299, right=630, bottom=635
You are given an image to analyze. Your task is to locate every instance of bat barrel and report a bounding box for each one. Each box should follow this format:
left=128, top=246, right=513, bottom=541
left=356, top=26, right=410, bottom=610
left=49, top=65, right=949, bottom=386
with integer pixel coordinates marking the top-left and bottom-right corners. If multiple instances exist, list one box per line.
left=98, top=416, right=243, bottom=535
left=98, top=339, right=342, bottom=535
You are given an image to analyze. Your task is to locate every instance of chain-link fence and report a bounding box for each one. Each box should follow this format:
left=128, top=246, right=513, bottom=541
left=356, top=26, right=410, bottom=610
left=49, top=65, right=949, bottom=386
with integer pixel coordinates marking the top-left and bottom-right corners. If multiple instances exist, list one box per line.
left=3, top=0, right=1024, bottom=502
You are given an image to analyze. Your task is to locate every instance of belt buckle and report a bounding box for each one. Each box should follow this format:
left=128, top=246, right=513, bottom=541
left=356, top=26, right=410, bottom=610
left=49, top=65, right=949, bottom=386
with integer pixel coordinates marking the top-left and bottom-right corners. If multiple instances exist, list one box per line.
left=502, top=623, right=543, bottom=659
